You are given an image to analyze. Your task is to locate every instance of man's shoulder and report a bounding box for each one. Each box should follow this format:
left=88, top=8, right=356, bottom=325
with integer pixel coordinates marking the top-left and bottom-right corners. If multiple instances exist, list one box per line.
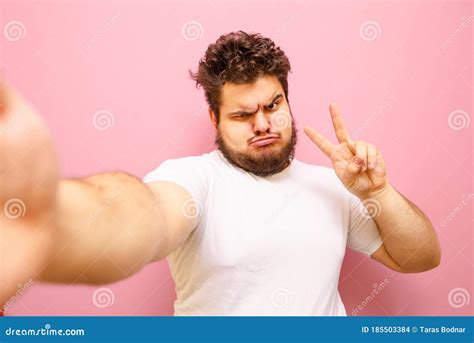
left=143, top=150, right=218, bottom=184
left=159, top=150, right=219, bottom=167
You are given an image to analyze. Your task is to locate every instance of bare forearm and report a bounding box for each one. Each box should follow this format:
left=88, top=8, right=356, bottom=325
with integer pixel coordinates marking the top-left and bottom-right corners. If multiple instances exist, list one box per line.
left=362, top=183, right=441, bottom=272
left=39, top=172, right=163, bottom=284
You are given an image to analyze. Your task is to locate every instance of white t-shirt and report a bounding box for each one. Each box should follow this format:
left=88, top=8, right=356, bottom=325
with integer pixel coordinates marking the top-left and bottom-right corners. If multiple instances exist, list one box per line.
left=143, top=150, right=383, bottom=316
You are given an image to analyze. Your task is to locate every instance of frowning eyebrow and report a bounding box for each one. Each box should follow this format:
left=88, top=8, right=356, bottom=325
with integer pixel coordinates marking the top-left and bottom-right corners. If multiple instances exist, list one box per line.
left=228, top=92, right=283, bottom=116
left=268, top=94, right=283, bottom=105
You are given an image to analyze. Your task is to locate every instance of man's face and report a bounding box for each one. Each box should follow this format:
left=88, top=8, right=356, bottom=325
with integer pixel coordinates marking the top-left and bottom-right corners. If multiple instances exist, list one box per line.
left=212, top=74, right=297, bottom=177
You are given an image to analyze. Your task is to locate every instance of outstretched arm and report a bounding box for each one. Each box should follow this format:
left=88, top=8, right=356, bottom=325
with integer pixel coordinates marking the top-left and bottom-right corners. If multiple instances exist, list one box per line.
left=0, top=82, right=197, bottom=306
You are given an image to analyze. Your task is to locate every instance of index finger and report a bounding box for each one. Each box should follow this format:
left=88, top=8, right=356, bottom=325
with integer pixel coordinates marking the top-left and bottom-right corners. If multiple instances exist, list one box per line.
left=303, top=126, right=335, bottom=157
left=329, top=103, right=351, bottom=144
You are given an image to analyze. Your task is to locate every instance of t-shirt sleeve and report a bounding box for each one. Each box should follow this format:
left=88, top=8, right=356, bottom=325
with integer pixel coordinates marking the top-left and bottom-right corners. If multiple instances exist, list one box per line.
left=142, top=157, right=209, bottom=221
left=346, top=193, right=384, bottom=256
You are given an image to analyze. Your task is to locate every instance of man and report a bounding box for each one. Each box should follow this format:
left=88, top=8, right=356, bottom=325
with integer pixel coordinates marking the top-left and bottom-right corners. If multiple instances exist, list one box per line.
left=0, top=31, right=440, bottom=316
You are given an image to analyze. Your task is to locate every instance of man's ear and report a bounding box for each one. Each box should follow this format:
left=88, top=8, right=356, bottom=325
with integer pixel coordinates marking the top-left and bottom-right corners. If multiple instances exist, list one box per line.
left=208, top=108, right=218, bottom=129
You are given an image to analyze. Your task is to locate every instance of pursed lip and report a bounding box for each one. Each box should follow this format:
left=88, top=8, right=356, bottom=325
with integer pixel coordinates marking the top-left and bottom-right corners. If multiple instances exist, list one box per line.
left=249, top=134, right=280, bottom=146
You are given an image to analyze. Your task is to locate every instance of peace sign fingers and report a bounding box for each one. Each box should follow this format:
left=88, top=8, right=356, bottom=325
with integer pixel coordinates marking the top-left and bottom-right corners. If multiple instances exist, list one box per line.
left=329, top=103, right=351, bottom=144
left=303, top=126, right=335, bottom=158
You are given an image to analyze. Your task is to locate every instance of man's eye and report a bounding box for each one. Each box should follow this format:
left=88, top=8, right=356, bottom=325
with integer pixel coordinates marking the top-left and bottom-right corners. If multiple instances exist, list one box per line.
left=235, top=113, right=249, bottom=118
left=267, top=102, right=279, bottom=110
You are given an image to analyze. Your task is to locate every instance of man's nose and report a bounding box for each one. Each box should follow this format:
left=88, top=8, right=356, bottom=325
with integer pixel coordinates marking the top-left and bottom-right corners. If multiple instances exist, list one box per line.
left=253, top=110, right=271, bottom=134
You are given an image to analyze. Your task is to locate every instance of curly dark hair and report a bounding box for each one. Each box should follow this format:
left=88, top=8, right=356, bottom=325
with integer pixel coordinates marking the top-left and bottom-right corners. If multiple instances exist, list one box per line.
left=189, top=31, right=292, bottom=123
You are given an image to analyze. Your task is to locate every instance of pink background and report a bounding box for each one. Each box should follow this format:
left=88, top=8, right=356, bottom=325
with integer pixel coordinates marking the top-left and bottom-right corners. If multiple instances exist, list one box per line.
left=1, top=0, right=472, bottom=316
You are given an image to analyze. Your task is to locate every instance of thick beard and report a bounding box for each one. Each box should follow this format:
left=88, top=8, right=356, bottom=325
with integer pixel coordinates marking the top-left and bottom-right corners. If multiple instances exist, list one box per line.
left=215, top=119, right=298, bottom=177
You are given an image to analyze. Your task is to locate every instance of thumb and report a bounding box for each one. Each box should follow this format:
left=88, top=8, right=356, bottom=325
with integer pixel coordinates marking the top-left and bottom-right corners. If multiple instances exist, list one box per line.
left=345, top=156, right=364, bottom=175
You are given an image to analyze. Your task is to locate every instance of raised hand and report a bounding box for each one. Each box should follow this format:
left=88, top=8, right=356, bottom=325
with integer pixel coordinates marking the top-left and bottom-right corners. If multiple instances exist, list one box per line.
left=304, top=103, right=389, bottom=200
left=0, top=81, right=59, bottom=306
